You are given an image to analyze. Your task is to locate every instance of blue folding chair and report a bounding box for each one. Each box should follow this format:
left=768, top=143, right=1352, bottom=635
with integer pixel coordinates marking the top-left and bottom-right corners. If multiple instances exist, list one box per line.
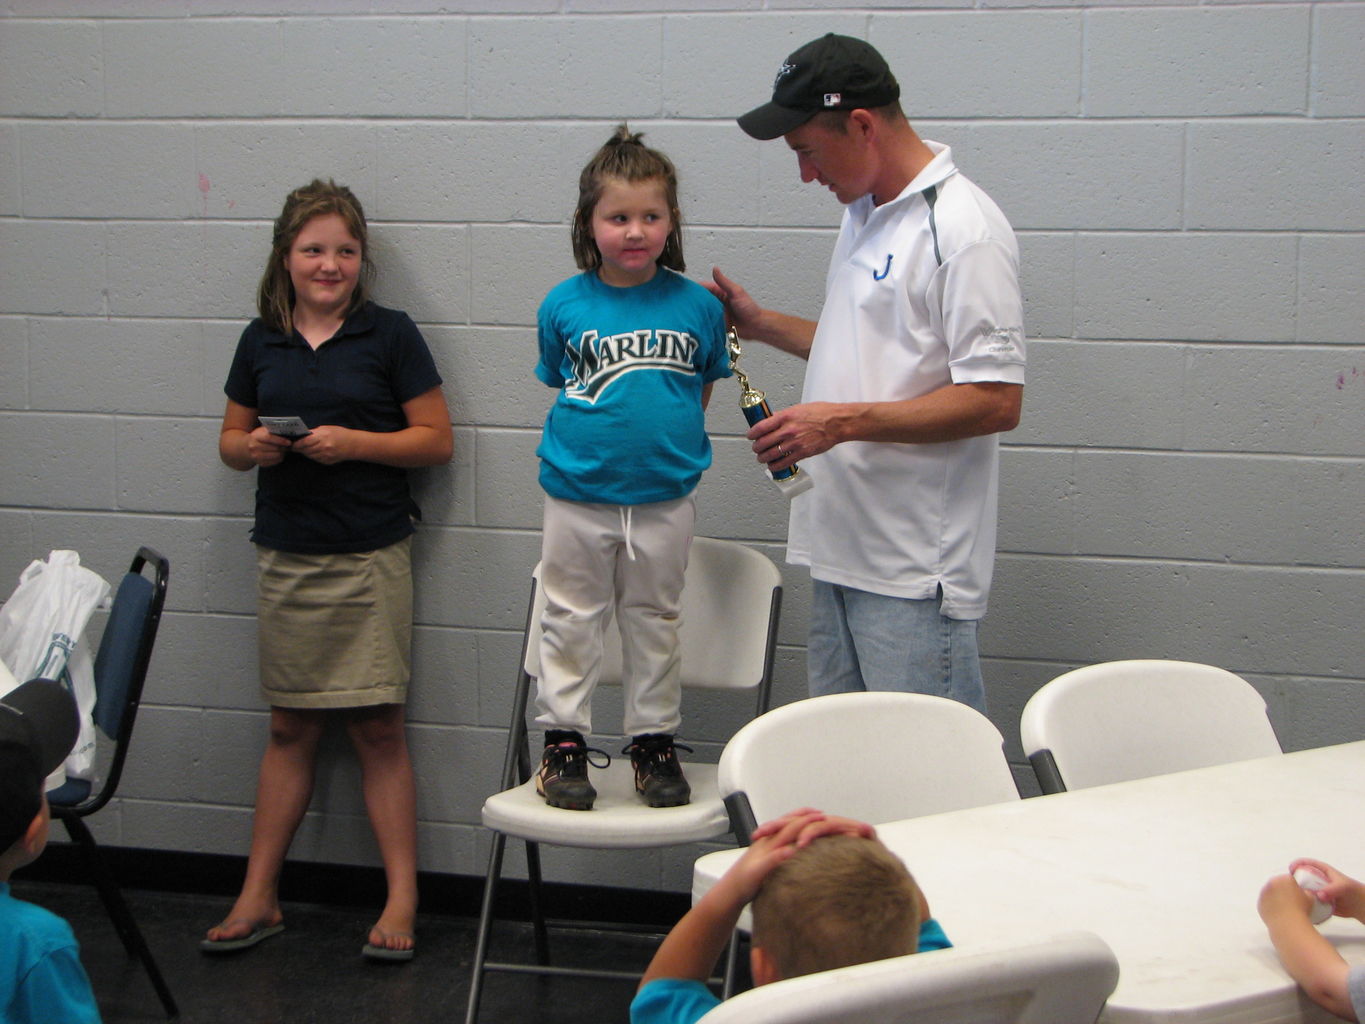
left=48, top=547, right=175, bottom=1018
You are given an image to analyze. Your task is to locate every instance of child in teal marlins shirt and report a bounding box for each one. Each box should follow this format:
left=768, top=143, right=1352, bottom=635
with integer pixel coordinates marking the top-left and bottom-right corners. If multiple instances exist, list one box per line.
left=532, top=125, right=730, bottom=813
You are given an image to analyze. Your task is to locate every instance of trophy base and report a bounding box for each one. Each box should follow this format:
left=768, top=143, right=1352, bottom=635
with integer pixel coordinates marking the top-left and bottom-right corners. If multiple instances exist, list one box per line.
left=771, top=470, right=814, bottom=499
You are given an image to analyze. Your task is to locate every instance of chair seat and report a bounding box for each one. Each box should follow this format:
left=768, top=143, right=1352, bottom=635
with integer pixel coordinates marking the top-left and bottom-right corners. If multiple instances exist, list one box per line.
left=482, top=761, right=727, bottom=848
left=47, top=778, right=92, bottom=808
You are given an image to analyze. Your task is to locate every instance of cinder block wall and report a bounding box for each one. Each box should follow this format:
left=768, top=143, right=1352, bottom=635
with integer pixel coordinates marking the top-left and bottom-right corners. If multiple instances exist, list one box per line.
left=1, top=2, right=1360, bottom=895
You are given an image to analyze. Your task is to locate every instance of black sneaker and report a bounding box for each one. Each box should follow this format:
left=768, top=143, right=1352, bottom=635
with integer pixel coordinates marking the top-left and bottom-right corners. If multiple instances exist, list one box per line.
left=536, top=730, right=609, bottom=811
left=624, top=733, right=693, bottom=808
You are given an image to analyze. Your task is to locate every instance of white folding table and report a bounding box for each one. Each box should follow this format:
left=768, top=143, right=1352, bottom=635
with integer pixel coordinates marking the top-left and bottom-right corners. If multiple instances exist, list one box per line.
left=694, top=740, right=1365, bottom=1023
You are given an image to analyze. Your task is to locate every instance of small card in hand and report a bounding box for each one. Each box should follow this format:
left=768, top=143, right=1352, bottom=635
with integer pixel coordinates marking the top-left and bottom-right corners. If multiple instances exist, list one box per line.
left=259, top=416, right=311, bottom=439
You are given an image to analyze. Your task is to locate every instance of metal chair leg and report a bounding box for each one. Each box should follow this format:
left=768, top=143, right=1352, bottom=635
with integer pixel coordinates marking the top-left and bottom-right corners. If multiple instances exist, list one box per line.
left=465, top=831, right=509, bottom=1024
left=524, top=840, right=550, bottom=965
left=722, top=928, right=742, bottom=998
left=61, top=816, right=180, bottom=1019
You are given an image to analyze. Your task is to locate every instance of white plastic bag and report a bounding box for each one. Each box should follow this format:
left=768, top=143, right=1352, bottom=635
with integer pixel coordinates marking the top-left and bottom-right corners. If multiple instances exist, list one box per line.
left=0, top=550, right=110, bottom=781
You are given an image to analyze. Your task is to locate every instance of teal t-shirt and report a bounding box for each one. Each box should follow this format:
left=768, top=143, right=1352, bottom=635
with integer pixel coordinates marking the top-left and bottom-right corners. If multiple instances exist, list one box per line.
left=1, top=883, right=101, bottom=1024
left=536, top=269, right=730, bottom=505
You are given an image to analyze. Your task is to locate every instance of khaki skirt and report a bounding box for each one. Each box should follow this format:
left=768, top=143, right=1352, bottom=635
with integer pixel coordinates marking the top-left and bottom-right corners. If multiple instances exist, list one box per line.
left=255, top=537, right=413, bottom=709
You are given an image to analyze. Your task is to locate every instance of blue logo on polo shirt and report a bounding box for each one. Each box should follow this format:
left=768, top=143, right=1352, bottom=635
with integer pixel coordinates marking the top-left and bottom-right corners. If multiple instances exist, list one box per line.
left=873, top=254, right=893, bottom=281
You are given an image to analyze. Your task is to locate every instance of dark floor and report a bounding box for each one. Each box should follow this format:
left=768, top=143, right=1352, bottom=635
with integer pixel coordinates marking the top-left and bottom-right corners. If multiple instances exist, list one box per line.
left=10, top=877, right=693, bottom=1024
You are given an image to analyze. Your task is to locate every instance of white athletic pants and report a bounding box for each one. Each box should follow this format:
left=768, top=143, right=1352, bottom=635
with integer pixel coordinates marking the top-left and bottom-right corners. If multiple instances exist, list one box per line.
left=534, top=493, right=695, bottom=738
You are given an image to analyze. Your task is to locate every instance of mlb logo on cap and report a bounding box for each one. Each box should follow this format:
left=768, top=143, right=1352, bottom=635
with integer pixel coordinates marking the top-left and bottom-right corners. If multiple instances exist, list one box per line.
left=738, top=34, right=901, bottom=140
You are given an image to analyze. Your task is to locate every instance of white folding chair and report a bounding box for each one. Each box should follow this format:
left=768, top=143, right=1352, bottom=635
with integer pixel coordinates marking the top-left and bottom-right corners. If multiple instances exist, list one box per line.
left=709, top=691, right=1020, bottom=995
left=694, top=930, right=1119, bottom=1024
left=464, top=537, right=783, bottom=1024
left=718, top=691, right=1021, bottom=839
left=1020, top=659, right=1283, bottom=794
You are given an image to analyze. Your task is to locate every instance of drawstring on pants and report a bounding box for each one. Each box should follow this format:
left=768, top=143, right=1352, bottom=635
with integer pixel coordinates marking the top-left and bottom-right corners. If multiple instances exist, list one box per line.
left=620, top=506, right=637, bottom=561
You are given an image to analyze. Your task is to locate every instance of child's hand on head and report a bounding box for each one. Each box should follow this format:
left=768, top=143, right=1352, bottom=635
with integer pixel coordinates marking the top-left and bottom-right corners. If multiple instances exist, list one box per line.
left=724, top=809, right=878, bottom=905
left=791, top=812, right=876, bottom=848
left=726, top=811, right=819, bottom=901
left=750, top=807, right=876, bottom=847
left=749, top=807, right=825, bottom=842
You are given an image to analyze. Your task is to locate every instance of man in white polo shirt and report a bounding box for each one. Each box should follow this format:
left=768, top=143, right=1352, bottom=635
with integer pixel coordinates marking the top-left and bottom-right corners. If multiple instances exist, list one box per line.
left=710, top=33, right=1025, bottom=711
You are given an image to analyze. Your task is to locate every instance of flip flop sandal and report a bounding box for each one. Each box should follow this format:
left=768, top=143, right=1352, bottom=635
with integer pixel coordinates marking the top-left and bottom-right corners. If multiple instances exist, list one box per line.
left=362, top=927, right=415, bottom=962
left=199, top=920, right=285, bottom=954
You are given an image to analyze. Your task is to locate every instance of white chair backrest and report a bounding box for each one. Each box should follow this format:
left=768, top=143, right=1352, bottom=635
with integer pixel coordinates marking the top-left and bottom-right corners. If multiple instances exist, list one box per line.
left=1019, top=659, right=1282, bottom=790
left=696, top=930, right=1119, bottom=1024
left=718, top=692, right=1019, bottom=826
left=521, top=536, right=781, bottom=691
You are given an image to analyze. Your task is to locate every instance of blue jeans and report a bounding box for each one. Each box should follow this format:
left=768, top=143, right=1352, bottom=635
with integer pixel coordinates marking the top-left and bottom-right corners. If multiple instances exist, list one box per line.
left=807, top=580, right=986, bottom=712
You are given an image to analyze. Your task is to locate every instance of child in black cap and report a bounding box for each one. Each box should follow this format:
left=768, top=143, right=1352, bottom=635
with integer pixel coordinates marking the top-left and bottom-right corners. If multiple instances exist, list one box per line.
left=1, top=678, right=101, bottom=1023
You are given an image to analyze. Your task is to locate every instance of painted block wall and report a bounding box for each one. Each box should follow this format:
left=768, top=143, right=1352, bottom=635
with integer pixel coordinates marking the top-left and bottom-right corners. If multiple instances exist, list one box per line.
left=0, top=1, right=1361, bottom=897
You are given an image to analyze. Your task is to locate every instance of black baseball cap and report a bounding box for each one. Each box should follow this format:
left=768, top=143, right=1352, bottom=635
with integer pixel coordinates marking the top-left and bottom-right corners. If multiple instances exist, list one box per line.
left=738, top=34, right=901, bottom=141
left=0, top=678, right=79, bottom=778
left=0, top=679, right=79, bottom=849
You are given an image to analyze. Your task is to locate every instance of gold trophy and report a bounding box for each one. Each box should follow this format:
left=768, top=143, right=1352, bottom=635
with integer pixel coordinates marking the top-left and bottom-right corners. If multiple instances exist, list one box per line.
left=727, top=328, right=813, bottom=499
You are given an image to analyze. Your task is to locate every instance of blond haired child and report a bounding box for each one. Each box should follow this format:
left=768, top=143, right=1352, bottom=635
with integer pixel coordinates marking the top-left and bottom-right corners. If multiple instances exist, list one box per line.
left=632, top=809, right=950, bottom=1023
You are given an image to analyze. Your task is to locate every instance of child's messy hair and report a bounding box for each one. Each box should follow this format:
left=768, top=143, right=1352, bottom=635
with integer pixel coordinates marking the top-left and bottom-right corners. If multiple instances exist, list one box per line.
left=752, top=834, right=923, bottom=979
left=257, top=178, right=374, bottom=336
left=571, top=124, right=685, bottom=273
